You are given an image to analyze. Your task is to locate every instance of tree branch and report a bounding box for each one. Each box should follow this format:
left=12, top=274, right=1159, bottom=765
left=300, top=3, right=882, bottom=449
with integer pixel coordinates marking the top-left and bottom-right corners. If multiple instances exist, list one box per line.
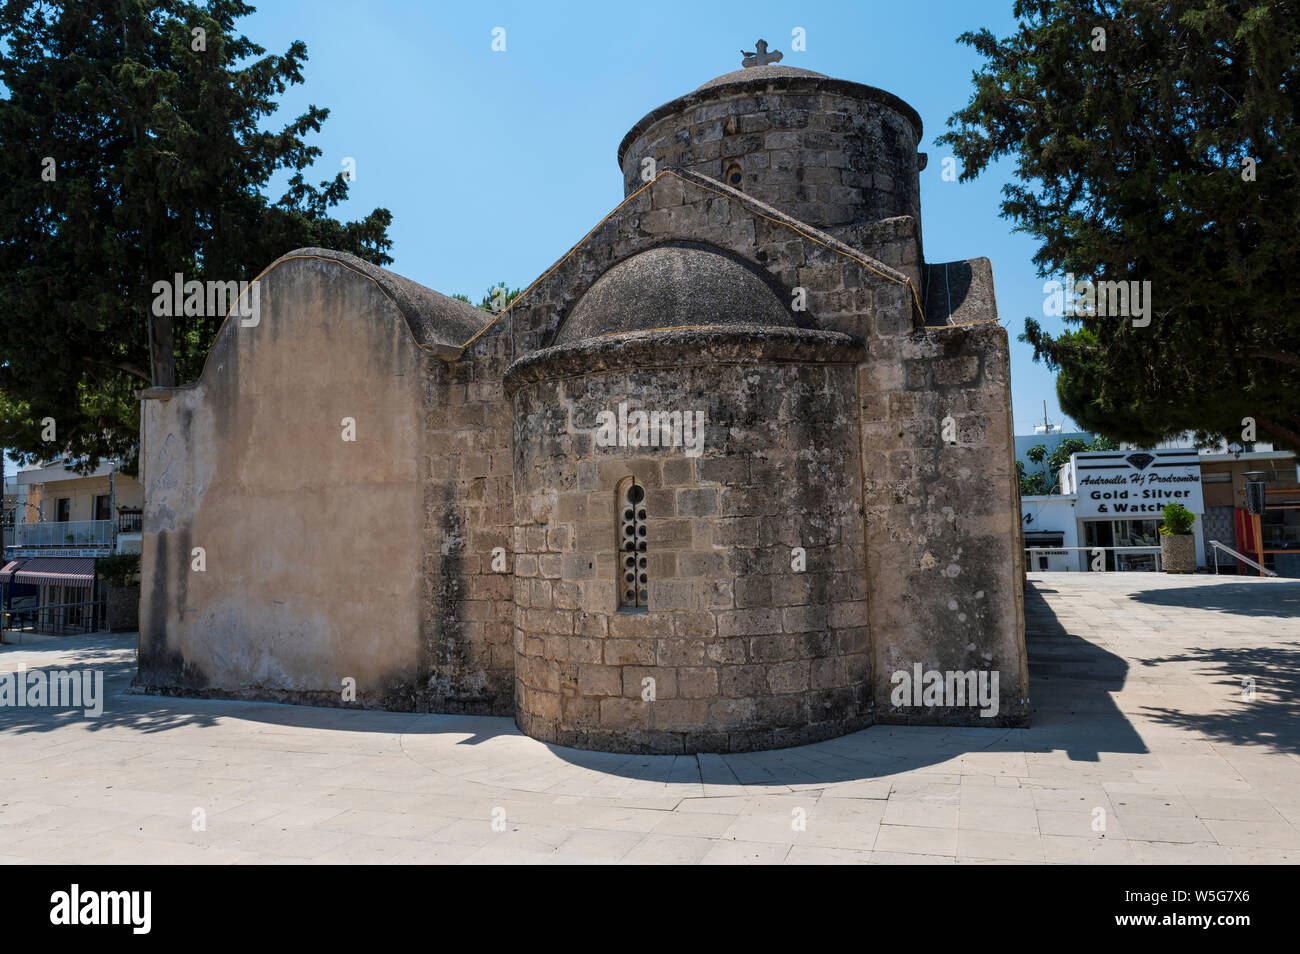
left=80, top=356, right=151, bottom=382
left=1257, top=416, right=1300, bottom=451
left=1241, top=349, right=1300, bottom=370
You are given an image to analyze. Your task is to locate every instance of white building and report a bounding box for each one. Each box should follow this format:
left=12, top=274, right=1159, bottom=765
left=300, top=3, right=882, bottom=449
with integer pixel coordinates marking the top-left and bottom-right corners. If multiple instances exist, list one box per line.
left=1021, top=494, right=1081, bottom=570
left=1, top=459, right=143, bottom=634
left=1061, top=448, right=1205, bottom=570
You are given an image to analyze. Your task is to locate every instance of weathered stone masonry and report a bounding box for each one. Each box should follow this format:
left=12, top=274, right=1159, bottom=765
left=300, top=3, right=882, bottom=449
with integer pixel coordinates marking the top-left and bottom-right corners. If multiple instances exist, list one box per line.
left=506, top=329, right=870, bottom=753
left=134, top=60, right=1028, bottom=752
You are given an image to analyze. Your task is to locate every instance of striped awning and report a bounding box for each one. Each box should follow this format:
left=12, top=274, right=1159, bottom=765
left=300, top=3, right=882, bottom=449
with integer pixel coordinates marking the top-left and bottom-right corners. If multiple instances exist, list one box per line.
left=0, top=559, right=23, bottom=584
left=11, top=557, right=96, bottom=588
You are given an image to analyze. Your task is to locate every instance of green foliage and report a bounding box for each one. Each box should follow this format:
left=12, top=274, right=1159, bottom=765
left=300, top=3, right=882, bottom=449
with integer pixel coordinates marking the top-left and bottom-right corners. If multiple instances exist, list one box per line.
left=0, top=0, right=394, bottom=471
left=1022, top=434, right=1120, bottom=493
left=1017, top=459, right=1050, bottom=496
left=1046, top=438, right=1091, bottom=475
left=1159, top=502, right=1196, bottom=535
left=454, top=282, right=523, bottom=314
left=940, top=1, right=1300, bottom=451
left=97, top=552, right=141, bottom=587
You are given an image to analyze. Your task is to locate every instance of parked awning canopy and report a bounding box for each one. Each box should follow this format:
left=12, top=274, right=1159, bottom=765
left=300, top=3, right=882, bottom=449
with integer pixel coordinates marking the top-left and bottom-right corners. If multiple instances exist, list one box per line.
left=11, top=557, right=96, bottom=588
left=0, top=559, right=23, bottom=584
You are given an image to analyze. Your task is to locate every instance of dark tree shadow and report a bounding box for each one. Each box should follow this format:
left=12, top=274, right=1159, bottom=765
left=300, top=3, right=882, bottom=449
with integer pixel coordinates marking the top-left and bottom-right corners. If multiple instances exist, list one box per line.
left=1, top=583, right=1156, bottom=784
left=1125, top=581, right=1300, bottom=754
left=1133, top=644, right=1300, bottom=755
left=1129, top=580, right=1300, bottom=618
left=0, top=633, right=521, bottom=740
left=0, top=633, right=226, bottom=734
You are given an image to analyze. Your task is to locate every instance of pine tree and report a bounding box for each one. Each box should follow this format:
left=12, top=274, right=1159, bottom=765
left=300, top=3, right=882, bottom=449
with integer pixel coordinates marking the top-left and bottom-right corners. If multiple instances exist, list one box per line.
left=939, top=0, right=1300, bottom=449
left=0, top=0, right=393, bottom=471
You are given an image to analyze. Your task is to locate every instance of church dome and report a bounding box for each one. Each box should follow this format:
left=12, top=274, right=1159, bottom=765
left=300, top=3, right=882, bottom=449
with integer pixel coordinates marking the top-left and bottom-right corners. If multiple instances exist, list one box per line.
left=553, top=245, right=794, bottom=344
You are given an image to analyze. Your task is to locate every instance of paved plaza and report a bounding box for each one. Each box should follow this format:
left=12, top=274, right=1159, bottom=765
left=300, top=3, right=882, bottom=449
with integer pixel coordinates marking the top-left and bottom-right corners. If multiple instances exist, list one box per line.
left=1, top=572, right=1297, bottom=864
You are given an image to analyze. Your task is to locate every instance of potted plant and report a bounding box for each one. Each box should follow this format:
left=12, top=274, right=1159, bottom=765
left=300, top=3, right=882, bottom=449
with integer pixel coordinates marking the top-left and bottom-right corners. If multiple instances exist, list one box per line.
left=1159, top=502, right=1197, bottom=574
left=98, top=553, right=141, bottom=631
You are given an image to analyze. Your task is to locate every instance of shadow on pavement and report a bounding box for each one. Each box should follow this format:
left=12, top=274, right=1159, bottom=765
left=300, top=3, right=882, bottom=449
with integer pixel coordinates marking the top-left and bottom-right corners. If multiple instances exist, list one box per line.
left=1129, top=579, right=1300, bottom=618
left=0, top=583, right=1156, bottom=784
left=1019, top=583, right=1147, bottom=763
left=1133, top=643, right=1300, bottom=755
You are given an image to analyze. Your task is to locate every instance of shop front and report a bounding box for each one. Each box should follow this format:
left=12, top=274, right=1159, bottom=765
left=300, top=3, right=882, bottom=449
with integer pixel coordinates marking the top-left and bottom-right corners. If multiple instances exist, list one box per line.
left=1064, top=448, right=1205, bottom=571
left=1020, top=494, right=1081, bottom=570
left=0, top=556, right=100, bottom=634
left=1199, top=451, right=1300, bottom=576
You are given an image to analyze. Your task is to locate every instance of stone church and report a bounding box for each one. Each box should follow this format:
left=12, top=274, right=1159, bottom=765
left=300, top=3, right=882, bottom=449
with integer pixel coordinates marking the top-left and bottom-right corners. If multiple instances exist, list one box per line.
left=136, top=50, right=1029, bottom=753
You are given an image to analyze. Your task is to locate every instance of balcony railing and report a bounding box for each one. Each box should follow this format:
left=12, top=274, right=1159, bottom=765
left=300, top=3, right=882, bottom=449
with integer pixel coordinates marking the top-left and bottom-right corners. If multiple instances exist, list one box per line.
left=118, top=510, right=142, bottom=534
left=1024, top=545, right=1164, bottom=572
left=2, top=595, right=105, bottom=639
left=11, top=519, right=114, bottom=548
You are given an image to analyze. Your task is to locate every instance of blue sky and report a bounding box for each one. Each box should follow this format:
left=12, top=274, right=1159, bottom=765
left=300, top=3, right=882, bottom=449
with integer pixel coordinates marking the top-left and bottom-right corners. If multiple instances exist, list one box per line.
left=0, top=0, right=1077, bottom=481
left=236, top=0, right=1076, bottom=436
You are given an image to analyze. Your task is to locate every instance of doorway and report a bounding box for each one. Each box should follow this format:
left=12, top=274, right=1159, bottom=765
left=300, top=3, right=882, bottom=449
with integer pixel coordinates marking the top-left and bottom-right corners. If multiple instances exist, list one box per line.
left=1083, top=520, right=1116, bottom=570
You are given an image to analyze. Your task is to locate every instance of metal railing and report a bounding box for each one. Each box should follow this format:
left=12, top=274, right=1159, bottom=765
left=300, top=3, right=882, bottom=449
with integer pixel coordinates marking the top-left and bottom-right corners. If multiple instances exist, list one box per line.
left=117, top=511, right=142, bottom=533
left=1, top=597, right=104, bottom=640
left=10, top=519, right=114, bottom=548
left=1208, top=539, right=1277, bottom=577
left=1024, top=545, right=1164, bottom=572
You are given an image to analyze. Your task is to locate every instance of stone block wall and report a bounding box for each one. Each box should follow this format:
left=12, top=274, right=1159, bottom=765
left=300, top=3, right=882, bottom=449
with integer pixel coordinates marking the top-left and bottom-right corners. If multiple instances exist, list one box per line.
left=619, top=81, right=922, bottom=240
left=136, top=250, right=520, bottom=716
left=506, top=170, right=922, bottom=359
left=418, top=322, right=516, bottom=714
left=506, top=331, right=871, bottom=752
left=857, top=322, right=1029, bottom=725
left=827, top=216, right=922, bottom=289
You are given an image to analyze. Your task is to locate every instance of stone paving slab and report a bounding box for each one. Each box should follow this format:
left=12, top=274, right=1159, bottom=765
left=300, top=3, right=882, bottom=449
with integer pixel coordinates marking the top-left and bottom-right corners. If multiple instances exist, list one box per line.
left=1, top=571, right=1298, bottom=864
